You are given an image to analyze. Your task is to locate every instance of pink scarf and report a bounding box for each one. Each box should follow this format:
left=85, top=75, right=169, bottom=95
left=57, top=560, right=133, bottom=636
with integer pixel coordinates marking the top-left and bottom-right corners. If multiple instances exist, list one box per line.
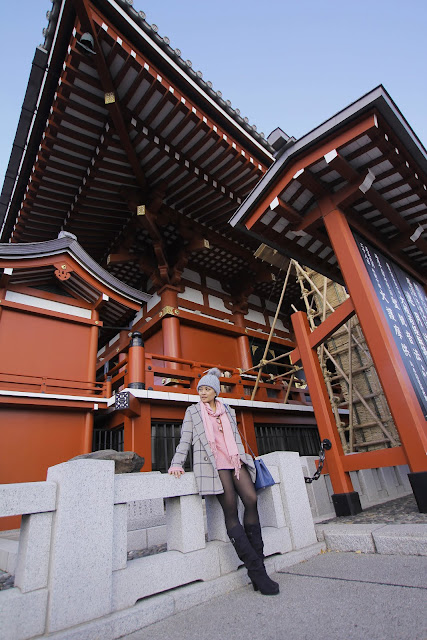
left=200, top=400, right=241, bottom=479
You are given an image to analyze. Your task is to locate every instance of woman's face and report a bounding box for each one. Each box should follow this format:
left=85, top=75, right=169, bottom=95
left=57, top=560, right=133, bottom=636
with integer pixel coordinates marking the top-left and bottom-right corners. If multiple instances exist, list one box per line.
left=198, top=385, right=216, bottom=404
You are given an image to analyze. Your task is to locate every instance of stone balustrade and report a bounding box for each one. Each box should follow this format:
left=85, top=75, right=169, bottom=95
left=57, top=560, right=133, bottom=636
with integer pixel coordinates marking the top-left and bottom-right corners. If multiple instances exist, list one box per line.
left=300, top=456, right=412, bottom=522
left=0, top=452, right=320, bottom=640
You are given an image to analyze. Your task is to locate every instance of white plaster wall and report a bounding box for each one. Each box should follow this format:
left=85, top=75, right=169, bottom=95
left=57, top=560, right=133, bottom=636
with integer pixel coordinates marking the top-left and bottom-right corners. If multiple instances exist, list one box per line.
left=206, top=277, right=225, bottom=293
left=146, top=292, right=161, bottom=312
left=208, top=295, right=232, bottom=314
left=182, top=268, right=201, bottom=284
left=178, top=287, right=204, bottom=305
left=245, top=309, right=266, bottom=325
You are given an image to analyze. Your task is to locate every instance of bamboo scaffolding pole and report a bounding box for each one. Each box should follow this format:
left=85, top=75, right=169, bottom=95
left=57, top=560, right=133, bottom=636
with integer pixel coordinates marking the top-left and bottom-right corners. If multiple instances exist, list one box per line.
left=319, top=275, right=328, bottom=370
left=347, top=322, right=354, bottom=452
left=295, top=262, right=398, bottom=450
left=250, top=260, right=293, bottom=401
left=295, top=261, right=371, bottom=360
left=239, top=351, right=293, bottom=375
left=296, top=267, right=349, bottom=451
left=323, top=346, right=398, bottom=445
left=324, top=371, right=349, bottom=452
left=269, top=366, right=302, bottom=382
left=283, top=373, right=295, bottom=404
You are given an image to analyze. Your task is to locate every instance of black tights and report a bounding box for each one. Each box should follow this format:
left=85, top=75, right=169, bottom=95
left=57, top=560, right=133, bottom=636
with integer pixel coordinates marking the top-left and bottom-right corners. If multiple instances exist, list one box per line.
left=216, top=466, right=259, bottom=534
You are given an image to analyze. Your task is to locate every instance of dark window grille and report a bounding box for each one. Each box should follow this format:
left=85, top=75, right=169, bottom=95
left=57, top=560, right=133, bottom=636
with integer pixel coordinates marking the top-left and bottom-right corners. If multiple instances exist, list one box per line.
left=151, top=422, right=193, bottom=473
left=92, top=426, right=124, bottom=452
left=255, top=424, right=321, bottom=457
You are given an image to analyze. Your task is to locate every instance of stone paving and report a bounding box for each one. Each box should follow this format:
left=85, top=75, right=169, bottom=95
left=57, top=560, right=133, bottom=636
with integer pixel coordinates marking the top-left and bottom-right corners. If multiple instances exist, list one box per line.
left=319, top=494, right=427, bottom=525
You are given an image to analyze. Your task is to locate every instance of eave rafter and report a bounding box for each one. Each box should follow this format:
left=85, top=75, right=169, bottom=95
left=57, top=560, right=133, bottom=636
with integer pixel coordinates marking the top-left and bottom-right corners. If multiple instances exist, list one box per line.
left=325, top=152, right=427, bottom=254
left=73, top=0, right=147, bottom=192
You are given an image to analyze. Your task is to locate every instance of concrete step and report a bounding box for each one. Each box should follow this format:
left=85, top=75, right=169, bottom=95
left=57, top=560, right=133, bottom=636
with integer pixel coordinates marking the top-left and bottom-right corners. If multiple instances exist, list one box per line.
left=316, top=523, right=427, bottom=556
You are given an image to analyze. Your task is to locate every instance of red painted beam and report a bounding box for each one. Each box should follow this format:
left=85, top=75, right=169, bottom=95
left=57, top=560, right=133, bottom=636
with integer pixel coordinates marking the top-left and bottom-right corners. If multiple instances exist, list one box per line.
left=291, top=311, right=354, bottom=494
left=341, top=446, right=407, bottom=472
left=323, top=208, right=427, bottom=472
left=290, top=297, right=355, bottom=364
left=245, top=114, right=379, bottom=230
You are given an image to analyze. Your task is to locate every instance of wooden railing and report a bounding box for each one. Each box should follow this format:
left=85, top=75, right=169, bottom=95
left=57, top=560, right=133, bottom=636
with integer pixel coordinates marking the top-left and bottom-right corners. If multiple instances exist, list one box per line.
left=97, top=346, right=308, bottom=405
left=0, top=372, right=108, bottom=397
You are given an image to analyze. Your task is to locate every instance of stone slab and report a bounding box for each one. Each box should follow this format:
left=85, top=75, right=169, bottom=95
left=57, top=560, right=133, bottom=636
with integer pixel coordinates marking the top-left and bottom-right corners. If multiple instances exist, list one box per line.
left=46, top=460, right=116, bottom=632
left=316, top=524, right=385, bottom=553
left=0, top=481, right=56, bottom=518
left=127, top=498, right=165, bottom=531
left=14, top=512, right=52, bottom=592
left=0, top=587, right=48, bottom=640
left=257, top=483, right=286, bottom=529
left=40, top=592, right=175, bottom=640
left=281, top=549, right=427, bottom=588
left=262, top=526, right=292, bottom=556
left=112, top=545, right=221, bottom=611
left=0, top=538, right=18, bottom=574
left=373, top=524, right=427, bottom=556
left=165, top=494, right=205, bottom=552
left=262, top=451, right=317, bottom=550
left=114, top=471, right=198, bottom=503
left=127, top=529, right=147, bottom=552
left=113, top=504, right=128, bottom=571
left=121, top=552, right=427, bottom=640
left=146, top=524, right=167, bottom=547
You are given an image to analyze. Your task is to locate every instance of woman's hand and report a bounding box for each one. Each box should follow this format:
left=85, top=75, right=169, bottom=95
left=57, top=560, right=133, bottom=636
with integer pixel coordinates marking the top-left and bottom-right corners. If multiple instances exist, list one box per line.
left=168, top=468, right=185, bottom=478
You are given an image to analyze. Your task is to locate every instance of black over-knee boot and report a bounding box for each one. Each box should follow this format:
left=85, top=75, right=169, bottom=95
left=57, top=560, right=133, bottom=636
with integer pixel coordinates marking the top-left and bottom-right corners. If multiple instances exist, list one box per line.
left=228, top=524, right=279, bottom=596
left=245, top=523, right=279, bottom=592
left=245, top=523, right=264, bottom=560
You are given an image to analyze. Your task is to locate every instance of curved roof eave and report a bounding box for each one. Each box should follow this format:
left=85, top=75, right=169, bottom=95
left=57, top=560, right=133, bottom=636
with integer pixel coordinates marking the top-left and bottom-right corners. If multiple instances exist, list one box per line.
left=0, top=235, right=151, bottom=305
left=0, top=0, right=275, bottom=241
left=229, top=85, right=427, bottom=229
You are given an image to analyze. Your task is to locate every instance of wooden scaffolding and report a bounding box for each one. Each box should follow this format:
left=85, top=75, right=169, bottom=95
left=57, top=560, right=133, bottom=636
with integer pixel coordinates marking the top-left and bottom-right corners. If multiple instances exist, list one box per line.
left=246, top=249, right=401, bottom=454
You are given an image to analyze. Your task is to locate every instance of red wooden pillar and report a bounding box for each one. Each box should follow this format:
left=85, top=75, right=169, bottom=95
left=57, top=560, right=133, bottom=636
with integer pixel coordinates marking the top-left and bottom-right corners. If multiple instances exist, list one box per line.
left=238, top=410, right=259, bottom=457
left=323, top=208, right=427, bottom=511
left=233, top=310, right=252, bottom=371
left=160, top=286, right=182, bottom=369
left=291, top=311, right=360, bottom=515
left=123, top=404, right=152, bottom=470
left=82, top=411, right=93, bottom=454
left=87, top=311, right=99, bottom=383
left=128, top=331, right=145, bottom=389
left=323, top=210, right=427, bottom=468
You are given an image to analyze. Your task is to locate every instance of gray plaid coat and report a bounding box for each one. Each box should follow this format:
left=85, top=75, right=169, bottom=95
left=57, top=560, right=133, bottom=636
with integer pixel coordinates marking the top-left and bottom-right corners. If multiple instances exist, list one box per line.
left=170, top=402, right=256, bottom=495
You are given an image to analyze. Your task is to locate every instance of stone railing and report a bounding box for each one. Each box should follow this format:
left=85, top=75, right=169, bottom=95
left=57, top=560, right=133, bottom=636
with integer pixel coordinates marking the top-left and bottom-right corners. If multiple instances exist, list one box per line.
left=0, top=451, right=320, bottom=640
left=301, top=456, right=412, bottom=522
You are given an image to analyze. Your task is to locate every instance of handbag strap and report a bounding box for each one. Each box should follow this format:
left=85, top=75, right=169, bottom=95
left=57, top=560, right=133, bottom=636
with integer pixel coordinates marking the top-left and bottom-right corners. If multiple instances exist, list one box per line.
left=224, top=404, right=257, bottom=460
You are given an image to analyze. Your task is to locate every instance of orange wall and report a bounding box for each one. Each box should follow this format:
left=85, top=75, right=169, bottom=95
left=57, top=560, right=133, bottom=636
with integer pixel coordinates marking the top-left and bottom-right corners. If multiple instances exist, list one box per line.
left=0, top=407, right=91, bottom=530
left=0, top=408, right=90, bottom=485
left=0, top=308, right=93, bottom=381
left=145, top=329, right=164, bottom=355
left=180, top=325, right=239, bottom=367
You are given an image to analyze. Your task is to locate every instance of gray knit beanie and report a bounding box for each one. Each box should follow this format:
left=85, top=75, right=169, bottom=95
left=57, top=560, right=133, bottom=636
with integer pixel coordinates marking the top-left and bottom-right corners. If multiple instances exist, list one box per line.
left=197, top=367, right=221, bottom=395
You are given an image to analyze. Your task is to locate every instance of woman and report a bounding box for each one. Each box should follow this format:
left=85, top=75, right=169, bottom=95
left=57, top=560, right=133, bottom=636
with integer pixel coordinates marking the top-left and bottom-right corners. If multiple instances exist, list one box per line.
left=168, top=368, right=279, bottom=596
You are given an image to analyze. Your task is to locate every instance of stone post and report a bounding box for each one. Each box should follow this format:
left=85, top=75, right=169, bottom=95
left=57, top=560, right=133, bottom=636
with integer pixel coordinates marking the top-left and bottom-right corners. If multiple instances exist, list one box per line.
left=165, top=494, right=205, bottom=552
left=262, top=451, right=317, bottom=549
left=45, top=460, right=115, bottom=633
left=14, top=512, right=53, bottom=593
left=205, top=495, right=229, bottom=542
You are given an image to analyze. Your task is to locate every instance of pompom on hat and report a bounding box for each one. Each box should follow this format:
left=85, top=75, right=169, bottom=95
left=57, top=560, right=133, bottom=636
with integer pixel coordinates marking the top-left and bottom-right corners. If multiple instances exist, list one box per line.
left=197, top=367, right=221, bottom=395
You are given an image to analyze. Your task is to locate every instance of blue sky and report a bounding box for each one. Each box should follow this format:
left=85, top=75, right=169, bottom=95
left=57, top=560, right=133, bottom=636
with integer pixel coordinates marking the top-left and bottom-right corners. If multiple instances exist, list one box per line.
left=1, top=0, right=426, bottom=184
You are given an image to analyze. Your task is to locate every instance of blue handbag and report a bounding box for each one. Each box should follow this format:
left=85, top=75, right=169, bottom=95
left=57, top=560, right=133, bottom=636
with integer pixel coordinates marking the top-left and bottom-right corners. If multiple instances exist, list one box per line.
left=225, top=404, right=275, bottom=491
left=254, top=458, right=275, bottom=491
